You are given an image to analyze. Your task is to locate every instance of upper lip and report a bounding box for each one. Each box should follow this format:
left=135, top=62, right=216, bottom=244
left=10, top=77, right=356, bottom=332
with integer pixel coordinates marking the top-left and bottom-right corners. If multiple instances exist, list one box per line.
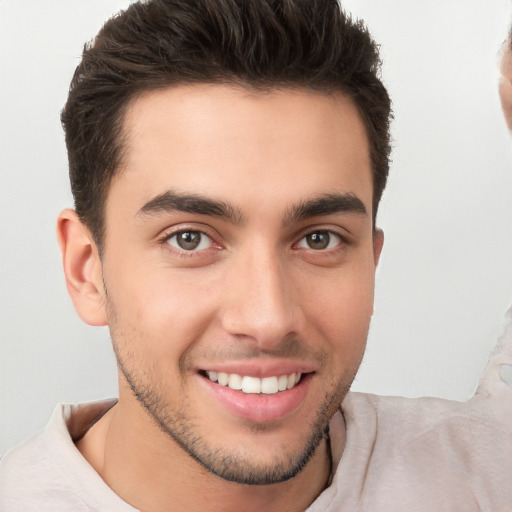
left=197, top=360, right=316, bottom=378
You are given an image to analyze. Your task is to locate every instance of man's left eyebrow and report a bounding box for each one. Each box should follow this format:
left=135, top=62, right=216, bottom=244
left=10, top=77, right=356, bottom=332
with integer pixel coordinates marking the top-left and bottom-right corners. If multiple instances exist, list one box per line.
left=285, top=193, right=367, bottom=224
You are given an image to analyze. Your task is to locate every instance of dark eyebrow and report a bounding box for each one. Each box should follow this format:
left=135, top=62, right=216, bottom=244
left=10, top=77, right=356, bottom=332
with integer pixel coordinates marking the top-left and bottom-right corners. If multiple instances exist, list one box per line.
left=137, top=190, right=244, bottom=224
left=285, top=193, right=367, bottom=224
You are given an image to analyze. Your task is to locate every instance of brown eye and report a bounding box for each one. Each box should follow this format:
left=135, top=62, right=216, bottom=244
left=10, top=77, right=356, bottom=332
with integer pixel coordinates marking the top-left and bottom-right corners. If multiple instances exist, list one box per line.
left=167, top=230, right=212, bottom=252
left=297, top=231, right=341, bottom=250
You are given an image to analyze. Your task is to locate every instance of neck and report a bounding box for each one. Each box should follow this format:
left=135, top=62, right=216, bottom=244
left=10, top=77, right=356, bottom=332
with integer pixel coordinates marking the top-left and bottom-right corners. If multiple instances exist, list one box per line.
left=77, top=400, right=333, bottom=512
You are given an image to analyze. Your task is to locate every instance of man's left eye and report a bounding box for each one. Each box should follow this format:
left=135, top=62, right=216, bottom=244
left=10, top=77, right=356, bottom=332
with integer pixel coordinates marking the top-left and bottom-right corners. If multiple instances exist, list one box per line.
left=296, top=231, right=342, bottom=251
left=166, top=230, right=213, bottom=252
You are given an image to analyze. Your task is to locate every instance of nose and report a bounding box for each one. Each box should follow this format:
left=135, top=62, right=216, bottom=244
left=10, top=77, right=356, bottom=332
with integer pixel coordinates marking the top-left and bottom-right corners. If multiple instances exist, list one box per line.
left=220, top=245, right=302, bottom=349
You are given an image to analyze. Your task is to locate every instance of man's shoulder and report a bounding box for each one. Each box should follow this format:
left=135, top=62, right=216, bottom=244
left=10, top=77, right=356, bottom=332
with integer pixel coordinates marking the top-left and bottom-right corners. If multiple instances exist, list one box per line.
left=344, top=386, right=511, bottom=450
left=0, top=429, right=49, bottom=483
left=344, top=307, right=512, bottom=437
left=0, top=408, right=87, bottom=511
left=325, top=320, right=512, bottom=512
left=0, top=400, right=133, bottom=512
left=342, top=324, right=512, bottom=466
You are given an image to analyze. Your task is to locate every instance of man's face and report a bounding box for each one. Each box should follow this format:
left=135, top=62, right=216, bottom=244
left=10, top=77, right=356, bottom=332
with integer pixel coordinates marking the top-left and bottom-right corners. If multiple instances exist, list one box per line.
left=99, top=85, right=382, bottom=484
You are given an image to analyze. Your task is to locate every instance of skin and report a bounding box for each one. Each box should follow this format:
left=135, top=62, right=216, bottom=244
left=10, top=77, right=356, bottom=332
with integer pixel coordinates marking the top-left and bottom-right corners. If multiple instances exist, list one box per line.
left=57, top=85, right=383, bottom=512
left=500, top=36, right=512, bottom=130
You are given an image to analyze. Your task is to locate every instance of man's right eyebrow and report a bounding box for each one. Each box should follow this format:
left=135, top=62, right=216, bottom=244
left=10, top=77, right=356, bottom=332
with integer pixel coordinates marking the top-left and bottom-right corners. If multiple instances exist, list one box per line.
left=136, top=190, right=244, bottom=224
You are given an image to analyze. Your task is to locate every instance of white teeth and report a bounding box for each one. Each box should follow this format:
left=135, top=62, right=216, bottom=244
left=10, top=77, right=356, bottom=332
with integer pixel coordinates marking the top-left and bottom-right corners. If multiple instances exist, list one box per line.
left=278, top=375, right=288, bottom=391
left=242, top=376, right=261, bottom=394
left=228, top=373, right=242, bottom=390
left=206, top=371, right=302, bottom=394
left=217, top=372, right=229, bottom=386
left=261, top=376, right=278, bottom=394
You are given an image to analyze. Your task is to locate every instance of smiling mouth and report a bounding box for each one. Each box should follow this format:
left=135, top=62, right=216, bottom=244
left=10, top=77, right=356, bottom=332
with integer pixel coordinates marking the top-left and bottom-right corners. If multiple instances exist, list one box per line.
left=203, top=371, right=303, bottom=394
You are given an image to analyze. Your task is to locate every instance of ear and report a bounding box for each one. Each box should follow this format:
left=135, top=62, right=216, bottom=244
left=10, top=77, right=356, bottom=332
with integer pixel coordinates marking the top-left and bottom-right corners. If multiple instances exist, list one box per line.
left=372, top=228, right=384, bottom=267
left=56, top=209, right=107, bottom=326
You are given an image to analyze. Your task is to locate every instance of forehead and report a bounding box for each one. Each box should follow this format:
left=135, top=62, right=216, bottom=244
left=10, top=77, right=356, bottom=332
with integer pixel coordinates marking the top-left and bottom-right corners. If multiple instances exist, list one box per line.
left=111, top=84, right=373, bottom=218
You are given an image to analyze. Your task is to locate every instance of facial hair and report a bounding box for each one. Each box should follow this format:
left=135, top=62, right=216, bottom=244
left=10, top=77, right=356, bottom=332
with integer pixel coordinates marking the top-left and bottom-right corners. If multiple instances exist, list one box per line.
left=106, top=294, right=360, bottom=485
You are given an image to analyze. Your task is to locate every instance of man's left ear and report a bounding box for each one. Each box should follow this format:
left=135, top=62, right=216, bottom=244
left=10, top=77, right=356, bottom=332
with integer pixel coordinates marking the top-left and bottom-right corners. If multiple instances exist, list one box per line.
left=373, top=228, right=384, bottom=267
left=56, top=209, right=108, bottom=326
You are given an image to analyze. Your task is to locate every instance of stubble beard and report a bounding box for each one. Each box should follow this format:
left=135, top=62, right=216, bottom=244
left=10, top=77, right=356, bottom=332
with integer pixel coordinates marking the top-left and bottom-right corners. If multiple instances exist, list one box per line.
left=113, top=342, right=355, bottom=486
left=106, top=298, right=360, bottom=485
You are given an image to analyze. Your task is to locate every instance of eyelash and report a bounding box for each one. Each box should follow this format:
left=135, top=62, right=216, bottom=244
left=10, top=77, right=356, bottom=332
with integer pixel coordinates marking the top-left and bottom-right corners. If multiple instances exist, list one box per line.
left=295, top=229, right=347, bottom=252
left=159, top=228, right=218, bottom=258
left=159, top=226, right=348, bottom=258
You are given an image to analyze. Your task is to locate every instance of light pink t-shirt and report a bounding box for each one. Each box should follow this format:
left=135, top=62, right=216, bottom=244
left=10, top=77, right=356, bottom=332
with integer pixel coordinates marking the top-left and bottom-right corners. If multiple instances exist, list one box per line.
left=1, top=311, right=511, bottom=511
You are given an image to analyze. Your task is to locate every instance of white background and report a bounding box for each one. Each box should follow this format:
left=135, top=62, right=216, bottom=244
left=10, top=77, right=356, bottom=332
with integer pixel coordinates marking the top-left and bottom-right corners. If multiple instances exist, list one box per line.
left=1, top=0, right=511, bottom=455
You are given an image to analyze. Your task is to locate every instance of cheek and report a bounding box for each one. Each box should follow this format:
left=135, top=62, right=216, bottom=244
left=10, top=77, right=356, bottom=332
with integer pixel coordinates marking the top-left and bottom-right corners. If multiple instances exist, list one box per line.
left=300, top=262, right=375, bottom=350
left=106, top=264, right=219, bottom=360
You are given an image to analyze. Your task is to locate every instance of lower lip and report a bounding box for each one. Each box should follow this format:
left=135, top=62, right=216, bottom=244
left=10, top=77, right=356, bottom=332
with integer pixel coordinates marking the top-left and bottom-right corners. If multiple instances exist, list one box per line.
left=200, top=373, right=312, bottom=423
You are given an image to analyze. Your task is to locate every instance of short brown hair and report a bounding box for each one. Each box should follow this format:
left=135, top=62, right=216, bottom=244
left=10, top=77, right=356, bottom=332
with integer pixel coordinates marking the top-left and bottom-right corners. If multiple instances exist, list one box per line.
left=61, top=0, right=392, bottom=248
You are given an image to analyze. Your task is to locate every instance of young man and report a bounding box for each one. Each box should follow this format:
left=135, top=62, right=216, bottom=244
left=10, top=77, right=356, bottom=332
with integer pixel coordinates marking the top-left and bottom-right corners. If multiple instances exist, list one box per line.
left=0, top=1, right=510, bottom=510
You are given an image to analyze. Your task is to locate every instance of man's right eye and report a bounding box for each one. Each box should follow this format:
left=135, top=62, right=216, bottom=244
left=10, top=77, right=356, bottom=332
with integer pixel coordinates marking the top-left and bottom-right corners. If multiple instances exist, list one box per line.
left=166, top=230, right=213, bottom=252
